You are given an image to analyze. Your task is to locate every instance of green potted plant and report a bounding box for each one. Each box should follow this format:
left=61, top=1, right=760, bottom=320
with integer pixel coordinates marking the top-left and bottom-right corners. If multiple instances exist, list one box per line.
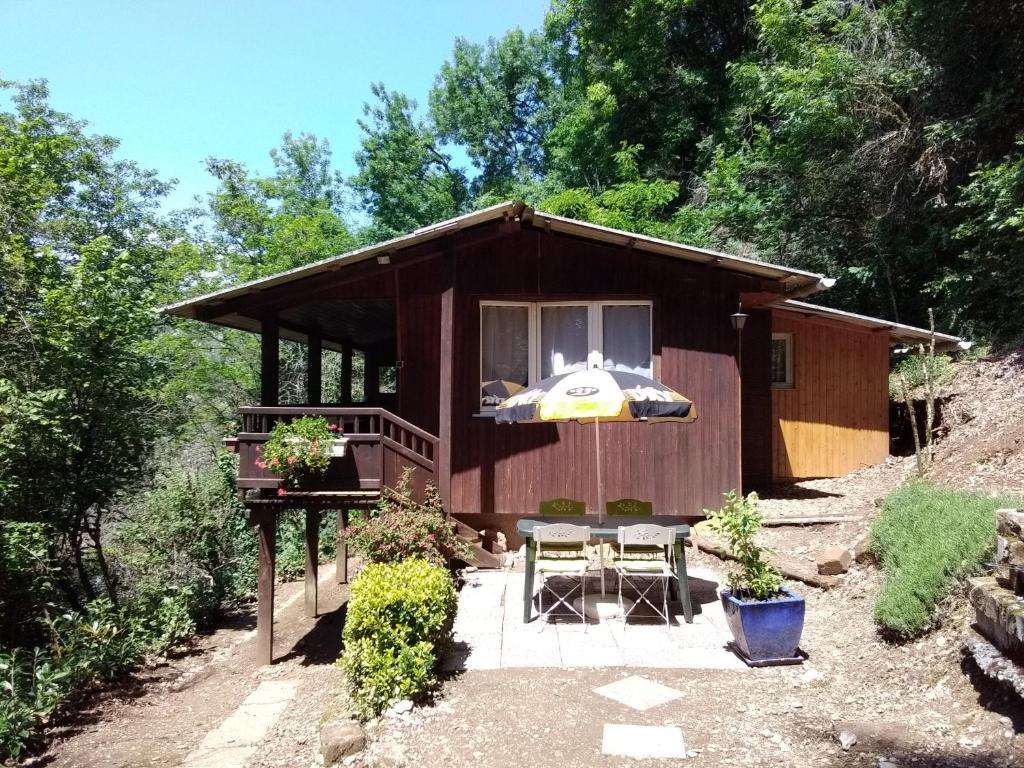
left=257, top=416, right=346, bottom=493
left=705, top=491, right=805, bottom=666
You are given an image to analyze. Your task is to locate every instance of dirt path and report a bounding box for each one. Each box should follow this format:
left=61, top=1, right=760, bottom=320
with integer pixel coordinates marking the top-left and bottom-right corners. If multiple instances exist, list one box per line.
left=23, top=565, right=349, bottom=768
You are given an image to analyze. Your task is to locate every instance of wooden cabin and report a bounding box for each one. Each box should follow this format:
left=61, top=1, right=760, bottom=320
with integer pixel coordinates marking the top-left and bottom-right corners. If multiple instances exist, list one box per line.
left=163, top=201, right=961, bottom=662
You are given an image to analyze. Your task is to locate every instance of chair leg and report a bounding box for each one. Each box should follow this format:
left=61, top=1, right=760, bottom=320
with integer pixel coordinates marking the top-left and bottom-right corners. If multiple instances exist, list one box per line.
left=663, top=576, right=670, bottom=631
left=581, top=570, right=587, bottom=631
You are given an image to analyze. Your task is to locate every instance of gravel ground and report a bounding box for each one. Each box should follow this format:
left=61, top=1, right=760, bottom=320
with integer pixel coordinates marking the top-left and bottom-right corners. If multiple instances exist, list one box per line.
left=364, top=549, right=1024, bottom=768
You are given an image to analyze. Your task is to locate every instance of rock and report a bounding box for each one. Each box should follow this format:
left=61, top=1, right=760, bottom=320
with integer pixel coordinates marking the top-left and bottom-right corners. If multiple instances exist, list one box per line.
left=369, top=742, right=407, bottom=768
left=320, top=719, right=366, bottom=765
left=1008, top=541, right=1024, bottom=567
left=878, top=760, right=902, bottom=768
left=968, top=576, right=1024, bottom=660
left=816, top=547, right=853, bottom=575
left=852, top=533, right=873, bottom=563
left=996, top=509, right=1024, bottom=539
left=838, top=731, right=858, bottom=751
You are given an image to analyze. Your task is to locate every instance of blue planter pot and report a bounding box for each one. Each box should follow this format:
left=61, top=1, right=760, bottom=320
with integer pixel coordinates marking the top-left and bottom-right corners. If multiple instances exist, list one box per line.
left=720, top=587, right=805, bottom=664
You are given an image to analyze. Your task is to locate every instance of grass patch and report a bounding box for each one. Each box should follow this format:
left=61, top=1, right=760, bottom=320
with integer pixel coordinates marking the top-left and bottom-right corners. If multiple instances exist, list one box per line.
left=871, top=483, right=1019, bottom=639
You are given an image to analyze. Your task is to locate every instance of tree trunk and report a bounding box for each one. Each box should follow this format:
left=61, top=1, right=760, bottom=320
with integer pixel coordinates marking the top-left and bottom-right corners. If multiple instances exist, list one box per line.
left=898, top=372, right=925, bottom=476
left=923, top=309, right=937, bottom=464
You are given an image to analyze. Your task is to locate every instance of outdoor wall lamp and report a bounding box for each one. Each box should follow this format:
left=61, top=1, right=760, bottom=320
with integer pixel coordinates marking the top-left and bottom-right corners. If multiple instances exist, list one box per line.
left=730, top=302, right=749, bottom=332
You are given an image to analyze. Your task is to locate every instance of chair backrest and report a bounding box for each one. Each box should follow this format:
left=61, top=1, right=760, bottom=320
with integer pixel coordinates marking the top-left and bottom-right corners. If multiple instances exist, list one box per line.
left=539, top=497, right=586, bottom=516
left=536, top=524, right=593, bottom=548
left=617, top=524, right=675, bottom=564
left=606, top=498, right=654, bottom=516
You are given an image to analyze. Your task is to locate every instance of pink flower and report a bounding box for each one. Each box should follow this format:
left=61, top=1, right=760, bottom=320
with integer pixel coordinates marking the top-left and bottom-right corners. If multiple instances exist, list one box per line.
left=328, top=423, right=339, bottom=432
left=255, top=445, right=262, bottom=453
left=269, top=458, right=280, bottom=468
left=286, top=456, right=296, bottom=465
left=277, top=487, right=287, bottom=497
left=255, top=459, right=267, bottom=469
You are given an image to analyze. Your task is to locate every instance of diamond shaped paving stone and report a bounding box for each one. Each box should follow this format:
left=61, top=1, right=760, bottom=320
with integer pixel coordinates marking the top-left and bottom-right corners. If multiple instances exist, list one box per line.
left=601, top=724, right=687, bottom=759
left=593, top=675, right=684, bottom=711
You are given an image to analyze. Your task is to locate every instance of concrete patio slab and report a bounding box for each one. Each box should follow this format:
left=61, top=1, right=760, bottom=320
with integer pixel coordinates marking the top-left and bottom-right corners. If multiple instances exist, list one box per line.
left=442, top=567, right=745, bottom=672
left=593, top=675, right=684, bottom=711
left=601, top=723, right=687, bottom=759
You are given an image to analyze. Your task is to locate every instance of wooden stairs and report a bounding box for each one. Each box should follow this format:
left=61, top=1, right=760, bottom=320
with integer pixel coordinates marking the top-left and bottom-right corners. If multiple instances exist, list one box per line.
left=452, top=518, right=504, bottom=569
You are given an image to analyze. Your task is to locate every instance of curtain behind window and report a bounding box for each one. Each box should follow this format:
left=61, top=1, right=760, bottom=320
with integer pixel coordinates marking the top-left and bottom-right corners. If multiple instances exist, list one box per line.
left=541, top=305, right=589, bottom=378
left=602, top=305, right=652, bottom=376
left=481, top=305, right=529, bottom=407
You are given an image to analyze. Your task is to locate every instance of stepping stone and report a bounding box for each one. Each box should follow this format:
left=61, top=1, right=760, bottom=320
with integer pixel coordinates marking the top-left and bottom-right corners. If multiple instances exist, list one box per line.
left=593, top=675, right=683, bottom=711
left=601, top=723, right=687, bottom=759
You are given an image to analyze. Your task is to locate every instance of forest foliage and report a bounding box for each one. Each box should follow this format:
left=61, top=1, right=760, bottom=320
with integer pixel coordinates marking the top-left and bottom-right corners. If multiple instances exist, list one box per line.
left=1, top=0, right=1023, bottom=756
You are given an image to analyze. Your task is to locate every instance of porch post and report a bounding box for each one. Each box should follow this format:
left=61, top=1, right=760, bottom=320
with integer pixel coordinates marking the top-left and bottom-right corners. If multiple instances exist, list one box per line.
left=260, top=317, right=279, bottom=407
left=255, top=511, right=277, bottom=665
left=304, top=509, right=319, bottom=618
left=306, top=332, right=322, bottom=406
left=437, top=241, right=455, bottom=510
left=340, top=342, right=352, bottom=404
left=336, top=509, right=349, bottom=584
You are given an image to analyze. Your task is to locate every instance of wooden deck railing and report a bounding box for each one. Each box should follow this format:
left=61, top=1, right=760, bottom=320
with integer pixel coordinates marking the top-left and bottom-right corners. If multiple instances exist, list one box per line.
left=234, top=406, right=439, bottom=502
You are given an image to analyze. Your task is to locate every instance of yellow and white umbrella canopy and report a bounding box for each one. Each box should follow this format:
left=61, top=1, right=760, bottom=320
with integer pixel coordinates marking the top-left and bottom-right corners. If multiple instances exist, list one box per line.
left=495, top=368, right=696, bottom=424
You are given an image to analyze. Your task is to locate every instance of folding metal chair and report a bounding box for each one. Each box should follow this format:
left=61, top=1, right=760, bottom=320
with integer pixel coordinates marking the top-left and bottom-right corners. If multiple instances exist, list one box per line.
left=614, top=524, right=677, bottom=629
left=534, top=523, right=592, bottom=628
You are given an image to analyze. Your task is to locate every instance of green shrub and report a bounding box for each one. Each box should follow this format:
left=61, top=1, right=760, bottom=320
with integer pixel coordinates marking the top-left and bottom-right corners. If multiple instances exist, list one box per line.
left=0, top=588, right=197, bottom=760
left=345, top=469, right=469, bottom=567
left=339, top=559, right=457, bottom=719
left=115, top=453, right=256, bottom=622
left=871, top=483, right=1018, bottom=638
left=276, top=510, right=338, bottom=580
left=0, top=522, right=54, bottom=649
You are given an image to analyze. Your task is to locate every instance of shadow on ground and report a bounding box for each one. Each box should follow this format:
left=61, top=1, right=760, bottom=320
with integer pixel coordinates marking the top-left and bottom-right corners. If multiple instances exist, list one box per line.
left=276, top=602, right=349, bottom=667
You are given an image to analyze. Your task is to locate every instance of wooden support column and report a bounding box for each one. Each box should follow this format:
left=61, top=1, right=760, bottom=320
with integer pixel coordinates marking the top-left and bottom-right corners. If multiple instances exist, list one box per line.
left=336, top=509, right=349, bottom=584
left=437, top=240, right=455, bottom=510
left=255, top=511, right=277, bottom=665
left=260, top=318, right=279, bottom=407
left=304, top=509, right=319, bottom=618
left=340, top=343, right=352, bottom=405
left=306, top=332, right=322, bottom=406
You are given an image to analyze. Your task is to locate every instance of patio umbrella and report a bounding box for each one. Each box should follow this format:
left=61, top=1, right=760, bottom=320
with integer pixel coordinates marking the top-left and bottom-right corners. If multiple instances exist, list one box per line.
left=496, top=367, right=696, bottom=607
left=495, top=368, right=697, bottom=524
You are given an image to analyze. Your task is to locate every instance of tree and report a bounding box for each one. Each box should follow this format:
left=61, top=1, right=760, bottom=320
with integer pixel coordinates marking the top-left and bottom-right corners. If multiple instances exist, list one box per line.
left=350, top=84, right=469, bottom=240
left=430, top=30, right=557, bottom=196
left=204, top=131, right=354, bottom=282
left=0, top=81, right=173, bottom=606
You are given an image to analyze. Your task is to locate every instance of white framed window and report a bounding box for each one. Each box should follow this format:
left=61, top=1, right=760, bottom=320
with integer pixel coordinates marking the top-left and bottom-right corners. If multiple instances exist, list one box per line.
left=771, top=332, right=794, bottom=389
left=479, top=300, right=653, bottom=411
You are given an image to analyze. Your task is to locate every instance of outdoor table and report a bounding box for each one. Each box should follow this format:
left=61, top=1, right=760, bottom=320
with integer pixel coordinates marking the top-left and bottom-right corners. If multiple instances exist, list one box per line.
left=517, top=515, right=694, bottom=624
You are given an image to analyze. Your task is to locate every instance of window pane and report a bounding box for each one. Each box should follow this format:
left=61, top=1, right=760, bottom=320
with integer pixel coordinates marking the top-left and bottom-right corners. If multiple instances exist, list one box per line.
left=541, top=305, right=589, bottom=378
left=481, top=305, right=529, bottom=407
left=602, top=305, right=652, bottom=376
left=771, top=338, right=788, bottom=385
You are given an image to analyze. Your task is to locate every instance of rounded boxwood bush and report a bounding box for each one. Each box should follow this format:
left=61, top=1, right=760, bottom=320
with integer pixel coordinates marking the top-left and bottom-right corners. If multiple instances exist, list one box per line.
left=339, top=559, right=457, bottom=718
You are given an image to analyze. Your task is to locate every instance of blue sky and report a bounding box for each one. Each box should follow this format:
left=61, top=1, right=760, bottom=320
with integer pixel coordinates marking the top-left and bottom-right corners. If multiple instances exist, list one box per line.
left=1, top=0, right=550, bottom=212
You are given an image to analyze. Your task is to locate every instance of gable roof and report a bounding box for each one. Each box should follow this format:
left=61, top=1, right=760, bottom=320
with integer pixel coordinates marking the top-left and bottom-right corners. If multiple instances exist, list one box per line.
left=161, top=201, right=833, bottom=322
left=774, top=300, right=966, bottom=349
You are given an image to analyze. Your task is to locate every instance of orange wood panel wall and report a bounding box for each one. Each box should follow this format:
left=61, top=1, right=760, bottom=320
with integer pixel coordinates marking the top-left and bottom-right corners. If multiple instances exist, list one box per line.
left=770, top=311, right=890, bottom=480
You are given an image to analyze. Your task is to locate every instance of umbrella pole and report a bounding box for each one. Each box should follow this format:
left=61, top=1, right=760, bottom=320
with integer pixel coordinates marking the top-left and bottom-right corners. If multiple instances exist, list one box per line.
left=595, top=416, right=606, bottom=595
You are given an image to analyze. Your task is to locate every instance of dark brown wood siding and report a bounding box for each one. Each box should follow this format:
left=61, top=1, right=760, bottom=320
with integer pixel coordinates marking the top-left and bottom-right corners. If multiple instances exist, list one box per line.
left=396, top=259, right=441, bottom=434
left=741, top=309, right=773, bottom=491
left=446, top=227, right=763, bottom=521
